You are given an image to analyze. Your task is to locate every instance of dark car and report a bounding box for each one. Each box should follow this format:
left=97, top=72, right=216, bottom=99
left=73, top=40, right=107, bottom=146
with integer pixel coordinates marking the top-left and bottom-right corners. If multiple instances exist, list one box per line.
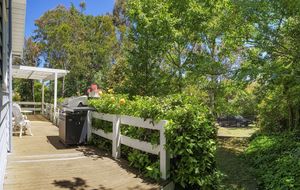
left=217, top=115, right=251, bottom=127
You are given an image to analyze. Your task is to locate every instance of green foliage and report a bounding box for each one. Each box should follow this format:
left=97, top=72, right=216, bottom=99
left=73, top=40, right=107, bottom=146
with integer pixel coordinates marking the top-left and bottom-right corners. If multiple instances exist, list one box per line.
left=256, top=85, right=288, bottom=132
left=33, top=82, right=50, bottom=102
left=237, top=0, right=300, bottom=131
left=12, top=92, right=21, bottom=101
left=34, top=4, right=117, bottom=97
left=164, top=105, right=219, bottom=189
left=58, top=97, right=65, bottom=104
left=245, top=133, right=300, bottom=190
left=145, top=161, right=161, bottom=181
left=89, top=93, right=219, bottom=189
left=128, top=150, right=151, bottom=171
left=13, top=80, right=51, bottom=102
left=89, top=134, right=112, bottom=152
left=124, top=0, right=253, bottom=117
left=92, top=118, right=113, bottom=133
left=18, top=1, right=300, bottom=189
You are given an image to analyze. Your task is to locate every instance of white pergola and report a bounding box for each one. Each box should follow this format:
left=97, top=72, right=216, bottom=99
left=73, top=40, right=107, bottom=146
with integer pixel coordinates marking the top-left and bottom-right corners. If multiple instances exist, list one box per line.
left=12, top=65, right=69, bottom=119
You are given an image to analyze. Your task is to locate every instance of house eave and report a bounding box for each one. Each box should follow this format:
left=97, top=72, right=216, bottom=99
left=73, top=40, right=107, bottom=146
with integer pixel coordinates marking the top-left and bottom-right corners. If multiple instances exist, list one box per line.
left=12, top=0, right=26, bottom=57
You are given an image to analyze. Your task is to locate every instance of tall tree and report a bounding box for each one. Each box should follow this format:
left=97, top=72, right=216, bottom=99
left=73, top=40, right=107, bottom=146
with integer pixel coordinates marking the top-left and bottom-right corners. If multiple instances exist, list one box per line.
left=34, top=4, right=117, bottom=96
left=125, top=0, right=251, bottom=116
left=125, top=0, right=176, bottom=96
left=22, top=38, right=41, bottom=102
left=237, top=0, right=300, bottom=130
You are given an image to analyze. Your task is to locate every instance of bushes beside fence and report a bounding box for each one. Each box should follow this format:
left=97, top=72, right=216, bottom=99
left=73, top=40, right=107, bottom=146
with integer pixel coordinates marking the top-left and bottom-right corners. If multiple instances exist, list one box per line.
left=88, top=94, right=220, bottom=189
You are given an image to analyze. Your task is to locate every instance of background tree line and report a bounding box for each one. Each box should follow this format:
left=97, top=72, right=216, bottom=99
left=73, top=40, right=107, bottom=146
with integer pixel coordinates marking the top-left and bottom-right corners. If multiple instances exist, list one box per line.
left=14, top=0, right=300, bottom=132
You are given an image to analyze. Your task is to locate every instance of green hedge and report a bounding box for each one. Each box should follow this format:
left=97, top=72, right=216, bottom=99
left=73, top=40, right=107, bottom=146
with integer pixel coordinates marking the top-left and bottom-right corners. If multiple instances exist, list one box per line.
left=88, top=94, right=220, bottom=189
left=245, top=132, right=300, bottom=190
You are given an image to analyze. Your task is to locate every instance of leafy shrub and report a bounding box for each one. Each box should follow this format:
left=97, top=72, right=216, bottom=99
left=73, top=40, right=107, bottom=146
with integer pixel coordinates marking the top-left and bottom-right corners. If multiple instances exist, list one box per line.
left=88, top=93, right=219, bottom=189
left=256, top=86, right=289, bottom=132
left=245, top=132, right=300, bottom=190
left=89, top=134, right=112, bottom=151
left=13, top=92, right=21, bottom=101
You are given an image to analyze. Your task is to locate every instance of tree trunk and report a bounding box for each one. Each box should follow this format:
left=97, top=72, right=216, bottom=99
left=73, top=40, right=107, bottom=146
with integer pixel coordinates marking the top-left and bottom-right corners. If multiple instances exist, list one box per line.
left=287, top=103, right=293, bottom=131
left=209, top=74, right=218, bottom=118
left=178, top=67, right=183, bottom=93
left=62, top=76, right=65, bottom=97
left=294, top=106, right=299, bottom=130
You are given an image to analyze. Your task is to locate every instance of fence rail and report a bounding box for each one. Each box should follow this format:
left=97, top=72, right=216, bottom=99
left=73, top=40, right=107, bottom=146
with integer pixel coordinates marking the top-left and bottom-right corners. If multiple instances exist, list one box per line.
left=43, top=103, right=60, bottom=125
left=13, top=101, right=60, bottom=125
left=87, top=111, right=170, bottom=180
left=14, top=101, right=43, bottom=114
left=14, top=101, right=42, bottom=106
left=13, top=103, right=170, bottom=180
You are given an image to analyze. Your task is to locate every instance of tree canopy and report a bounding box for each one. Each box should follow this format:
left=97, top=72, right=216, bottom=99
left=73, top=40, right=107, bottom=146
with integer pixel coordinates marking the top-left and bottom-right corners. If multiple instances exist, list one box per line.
left=14, top=0, right=300, bottom=132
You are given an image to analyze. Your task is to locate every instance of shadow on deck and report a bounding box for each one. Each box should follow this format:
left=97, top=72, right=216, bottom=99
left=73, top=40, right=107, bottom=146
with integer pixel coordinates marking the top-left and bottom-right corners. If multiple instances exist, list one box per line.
left=4, top=115, right=160, bottom=190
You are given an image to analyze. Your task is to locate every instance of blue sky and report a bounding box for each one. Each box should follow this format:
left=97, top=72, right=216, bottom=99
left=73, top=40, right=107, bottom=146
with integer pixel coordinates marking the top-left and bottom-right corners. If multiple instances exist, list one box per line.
left=25, top=0, right=115, bottom=37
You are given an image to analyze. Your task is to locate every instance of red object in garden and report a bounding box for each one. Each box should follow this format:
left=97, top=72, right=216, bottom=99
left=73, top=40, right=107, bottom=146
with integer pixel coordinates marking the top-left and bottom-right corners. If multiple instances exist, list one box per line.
left=87, top=83, right=101, bottom=97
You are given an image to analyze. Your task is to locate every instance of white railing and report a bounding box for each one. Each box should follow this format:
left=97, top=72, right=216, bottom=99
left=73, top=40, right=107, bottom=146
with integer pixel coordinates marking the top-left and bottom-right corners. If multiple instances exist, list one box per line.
left=87, top=111, right=170, bottom=180
left=14, top=101, right=42, bottom=112
left=14, top=101, right=60, bottom=125
left=43, top=103, right=60, bottom=125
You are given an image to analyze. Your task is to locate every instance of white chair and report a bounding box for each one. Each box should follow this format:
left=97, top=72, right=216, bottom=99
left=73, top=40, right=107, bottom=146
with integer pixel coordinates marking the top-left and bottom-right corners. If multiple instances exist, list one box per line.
left=12, top=103, right=33, bottom=138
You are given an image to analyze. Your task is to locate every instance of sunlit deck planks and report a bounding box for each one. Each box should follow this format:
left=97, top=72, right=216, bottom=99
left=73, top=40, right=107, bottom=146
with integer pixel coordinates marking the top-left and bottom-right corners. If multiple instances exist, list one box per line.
left=4, top=115, right=159, bottom=190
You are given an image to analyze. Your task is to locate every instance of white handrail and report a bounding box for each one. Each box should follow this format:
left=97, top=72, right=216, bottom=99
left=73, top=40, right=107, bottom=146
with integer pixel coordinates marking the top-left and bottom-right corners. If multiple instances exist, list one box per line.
left=87, top=111, right=170, bottom=180
left=14, top=101, right=42, bottom=105
left=42, top=103, right=59, bottom=125
left=14, top=102, right=59, bottom=125
left=13, top=101, right=42, bottom=114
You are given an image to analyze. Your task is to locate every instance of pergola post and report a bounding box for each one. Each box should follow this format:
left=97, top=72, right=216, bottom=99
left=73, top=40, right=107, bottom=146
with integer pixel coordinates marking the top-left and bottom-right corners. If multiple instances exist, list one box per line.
left=41, top=80, right=44, bottom=115
left=53, top=72, right=58, bottom=122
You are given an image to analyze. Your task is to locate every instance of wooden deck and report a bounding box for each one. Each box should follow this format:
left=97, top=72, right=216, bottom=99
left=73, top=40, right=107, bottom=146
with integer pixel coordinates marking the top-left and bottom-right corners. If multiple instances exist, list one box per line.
left=4, top=115, right=160, bottom=190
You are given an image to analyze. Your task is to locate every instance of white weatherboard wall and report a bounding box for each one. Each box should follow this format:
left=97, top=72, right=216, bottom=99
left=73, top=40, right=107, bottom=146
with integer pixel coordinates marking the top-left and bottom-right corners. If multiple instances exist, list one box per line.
left=1, top=0, right=22, bottom=189
left=0, top=89, right=9, bottom=190
left=0, top=0, right=11, bottom=188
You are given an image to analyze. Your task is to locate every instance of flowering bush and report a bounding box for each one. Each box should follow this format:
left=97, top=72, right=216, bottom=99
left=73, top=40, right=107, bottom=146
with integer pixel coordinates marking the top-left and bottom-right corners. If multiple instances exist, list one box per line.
left=88, top=94, right=220, bottom=189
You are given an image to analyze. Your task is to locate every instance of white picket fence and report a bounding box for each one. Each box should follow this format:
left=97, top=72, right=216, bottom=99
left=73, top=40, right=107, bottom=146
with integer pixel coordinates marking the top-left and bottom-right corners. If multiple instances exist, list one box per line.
left=87, top=111, right=170, bottom=180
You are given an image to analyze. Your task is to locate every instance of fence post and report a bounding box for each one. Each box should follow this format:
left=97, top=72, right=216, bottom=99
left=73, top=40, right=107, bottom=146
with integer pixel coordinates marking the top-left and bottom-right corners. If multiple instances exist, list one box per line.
left=42, top=81, right=45, bottom=114
left=47, top=103, right=50, bottom=118
left=87, top=111, right=92, bottom=142
left=50, top=104, right=53, bottom=122
left=160, top=122, right=170, bottom=180
left=44, top=103, right=48, bottom=117
left=112, top=115, right=121, bottom=159
left=56, top=108, right=60, bottom=126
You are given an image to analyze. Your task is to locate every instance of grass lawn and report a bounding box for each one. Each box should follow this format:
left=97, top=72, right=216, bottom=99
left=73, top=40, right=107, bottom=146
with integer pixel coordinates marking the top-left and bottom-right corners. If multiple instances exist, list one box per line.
left=217, top=124, right=259, bottom=138
left=217, top=137, right=258, bottom=190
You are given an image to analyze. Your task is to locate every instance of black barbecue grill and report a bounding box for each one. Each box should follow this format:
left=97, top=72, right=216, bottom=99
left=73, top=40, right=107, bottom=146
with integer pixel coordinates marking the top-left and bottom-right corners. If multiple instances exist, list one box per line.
left=58, top=96, right=94, bottom=145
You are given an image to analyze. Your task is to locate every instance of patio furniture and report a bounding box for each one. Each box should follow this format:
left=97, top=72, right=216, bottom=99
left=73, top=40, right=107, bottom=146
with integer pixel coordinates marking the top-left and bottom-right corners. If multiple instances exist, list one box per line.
left=12, top=103, right=33, bottom=138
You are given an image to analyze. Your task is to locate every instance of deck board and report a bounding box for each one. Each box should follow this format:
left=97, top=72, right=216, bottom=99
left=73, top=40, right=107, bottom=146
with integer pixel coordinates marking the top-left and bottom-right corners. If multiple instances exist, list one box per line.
left=4, top=116, right=159, bottom=190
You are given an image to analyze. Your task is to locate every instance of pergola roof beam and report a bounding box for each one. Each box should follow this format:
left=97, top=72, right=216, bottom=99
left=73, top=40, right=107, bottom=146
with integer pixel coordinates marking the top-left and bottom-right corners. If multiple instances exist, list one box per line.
left=27, top=71, right=34, bottom=79
left=12, top=65, right=69, bottom=80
